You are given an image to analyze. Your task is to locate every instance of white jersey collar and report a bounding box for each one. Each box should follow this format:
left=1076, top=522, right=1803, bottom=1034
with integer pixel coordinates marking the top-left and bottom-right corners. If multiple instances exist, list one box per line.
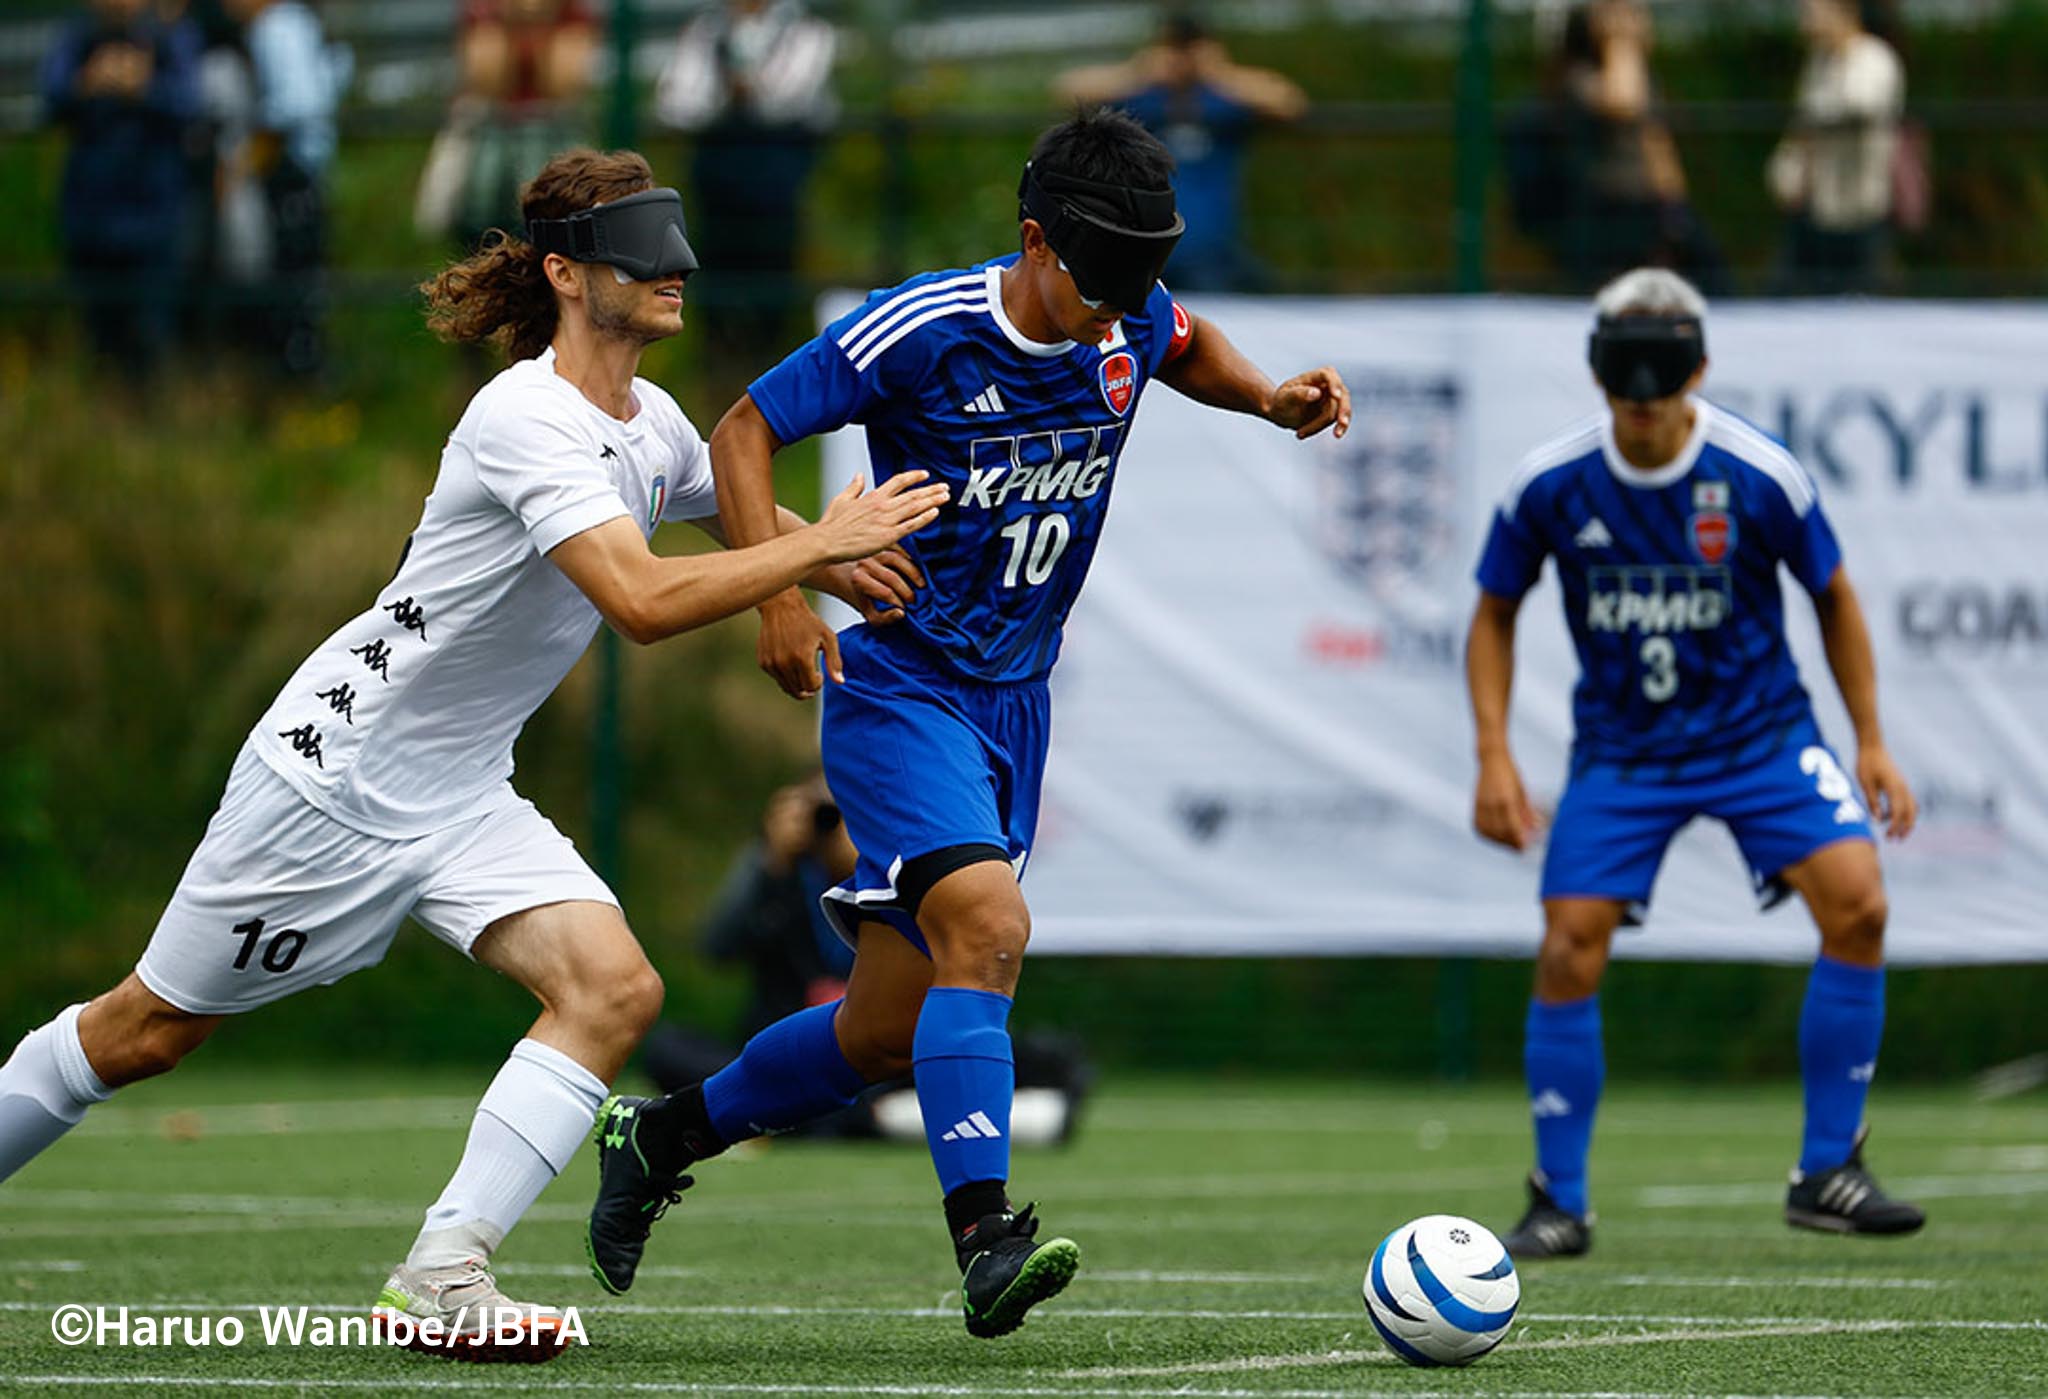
left=1601, top=397, right=1712, bottom=490
left=984, top=262, right=1073, bottom=358
left=537, top=346, right=646, bottom=426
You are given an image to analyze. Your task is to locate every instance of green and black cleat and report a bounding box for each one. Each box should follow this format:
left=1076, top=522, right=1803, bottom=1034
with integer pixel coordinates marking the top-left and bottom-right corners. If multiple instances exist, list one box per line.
left=586, top=1094, right=694, bottom=1295
left=956, top=1204, right=1080, bottom=1339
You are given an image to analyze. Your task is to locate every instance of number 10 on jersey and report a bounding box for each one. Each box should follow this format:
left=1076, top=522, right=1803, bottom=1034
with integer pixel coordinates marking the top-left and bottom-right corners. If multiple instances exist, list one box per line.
left=998, top=514, right=1072, bottom=588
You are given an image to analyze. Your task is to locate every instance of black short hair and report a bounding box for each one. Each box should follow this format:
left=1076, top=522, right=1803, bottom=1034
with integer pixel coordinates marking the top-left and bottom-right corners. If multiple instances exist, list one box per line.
left=1029, top=107, right=1176, bottom=191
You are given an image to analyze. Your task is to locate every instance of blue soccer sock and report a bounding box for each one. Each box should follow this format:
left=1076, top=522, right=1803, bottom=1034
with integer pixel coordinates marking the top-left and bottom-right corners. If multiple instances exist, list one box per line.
left=1525, top=995, right=1604, bottom=1219
left=913, top=987, right=1015, bottom=1198
left=1798, top=956, right=1885, bottom=1174
left=701, top=1001, right=868, bottom=1146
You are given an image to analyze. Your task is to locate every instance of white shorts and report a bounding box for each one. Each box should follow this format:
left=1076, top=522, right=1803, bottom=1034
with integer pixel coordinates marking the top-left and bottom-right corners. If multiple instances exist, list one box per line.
left=136, top=745, right=618, bottom=1014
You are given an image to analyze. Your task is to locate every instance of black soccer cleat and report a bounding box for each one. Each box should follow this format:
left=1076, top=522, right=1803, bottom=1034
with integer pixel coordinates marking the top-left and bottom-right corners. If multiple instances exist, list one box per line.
left=1502, top=1172, right=1594, bottom=1259
left=1786, top=1126, right=1926, bottom=1236
left=956, top=1204, right=1080, bottom=1338
left=586, top=1094, right=695, bottom=1295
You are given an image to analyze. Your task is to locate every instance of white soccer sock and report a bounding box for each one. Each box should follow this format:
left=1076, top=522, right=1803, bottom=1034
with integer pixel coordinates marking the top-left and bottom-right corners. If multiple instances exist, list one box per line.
left=406, top=1038, right=607, bottom=1270
left=0, top=1003, right=114, bottom=1184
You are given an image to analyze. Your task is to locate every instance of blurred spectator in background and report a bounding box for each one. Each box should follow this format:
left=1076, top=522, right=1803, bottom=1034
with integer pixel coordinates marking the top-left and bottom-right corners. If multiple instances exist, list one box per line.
left=1054, top=11, right=1306, bottom=291
left=41, top=0, right=201, bottom=377
left=1524, top=0, right=1725, bottom=294
left=704, top=772, right=856, bottom=1042
left=216, top=0, right=348, bottom=376
left=638, top=774, right=861, bottom=1127
left=1767, top=0, right=1907, bottom=295
left=655, top=0, right=836, bottom=375
left=415, top=0, right=595, bottom=250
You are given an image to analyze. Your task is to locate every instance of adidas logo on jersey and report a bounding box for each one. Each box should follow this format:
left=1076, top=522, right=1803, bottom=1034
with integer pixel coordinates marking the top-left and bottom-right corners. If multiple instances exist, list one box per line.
left=940, top=1111, right=1004, bottom=1142
left=1574, top=517, right=1614, bottom=549
left=962, top=385, right=1008, bottom=415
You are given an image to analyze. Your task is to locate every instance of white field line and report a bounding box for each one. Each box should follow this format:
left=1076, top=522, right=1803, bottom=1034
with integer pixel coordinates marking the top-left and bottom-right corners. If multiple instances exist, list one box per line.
left=1088, top=1269, right=1324, bottom=1284
left=1638, top=1170, right=2048, bottom=1207
left=0, top=1380, right=1954, bottom=1399
left=71, top=1097, right=481, bottom=1138
left=1603, top=1273, right=1949, bottom=1291
left=1058, top=1320, right=1926, bottom=1380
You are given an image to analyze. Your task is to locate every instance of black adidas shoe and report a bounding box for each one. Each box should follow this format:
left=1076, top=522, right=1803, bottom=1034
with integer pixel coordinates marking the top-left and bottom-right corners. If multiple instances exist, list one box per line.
left=1502, top=1172, right=1593, bottom=1259
left=956, top=1204, right=1080, bottom=1338
left=586, top=1094, right=695, bottom=1295
left=1786, top=1127, right=1925, bottom=1236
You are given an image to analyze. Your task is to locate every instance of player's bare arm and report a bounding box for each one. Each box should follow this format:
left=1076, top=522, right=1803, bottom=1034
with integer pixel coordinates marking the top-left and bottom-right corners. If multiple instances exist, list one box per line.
left=709, top=392, right=853, bottom=699
left=1466, top=589, right=1539, bottom=851
left=1155, top=312, right=1350, bottom=440
left=695, top=507, right=927, bottom=626
left=547, top=471, right=945, bottom=646
left=1812, top=567, right=1917, bottom=839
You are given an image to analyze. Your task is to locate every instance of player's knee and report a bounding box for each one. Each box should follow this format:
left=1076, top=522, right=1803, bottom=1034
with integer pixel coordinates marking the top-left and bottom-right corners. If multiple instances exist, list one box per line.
left=1822, top=886, right=1888, bottom=962
left=838, top=1021, right=914, bottom=1082
left=932, top=903, right=1031, bottom=988
left=608, top=961, right=666, bottom=1040
left=123, top=1014, right=212, bottom=1083
left=561, top=955, right=664, bottom=1044
left=1535, top=928, right=1608, bottom=1000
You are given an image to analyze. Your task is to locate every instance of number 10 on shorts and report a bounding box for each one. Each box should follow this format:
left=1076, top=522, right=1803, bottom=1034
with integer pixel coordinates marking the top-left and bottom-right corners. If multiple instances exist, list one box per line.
left=230, top=918, right=308, bottom=974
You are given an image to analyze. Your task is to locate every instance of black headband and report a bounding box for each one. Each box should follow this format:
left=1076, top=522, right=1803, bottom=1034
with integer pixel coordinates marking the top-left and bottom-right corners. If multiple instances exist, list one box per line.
left=1018, top=161, right=1184, bottom=312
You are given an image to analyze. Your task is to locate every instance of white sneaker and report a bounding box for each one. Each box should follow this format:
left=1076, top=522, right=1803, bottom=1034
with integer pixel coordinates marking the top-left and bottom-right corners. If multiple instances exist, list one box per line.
left=372, top=1258, right=570, bottom=1364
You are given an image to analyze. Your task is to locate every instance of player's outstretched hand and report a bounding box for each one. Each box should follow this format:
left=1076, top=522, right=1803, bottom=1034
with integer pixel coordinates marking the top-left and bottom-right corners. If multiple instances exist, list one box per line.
left=1857, top=743, right=1918, bottom=840
left=1266, top=367, right=1352, bottom=441
left=817, top=471, right=949, bottom=564
left=1473, top=752, right=1541, bottom=851
left=809, top=546, right=926, bottom=627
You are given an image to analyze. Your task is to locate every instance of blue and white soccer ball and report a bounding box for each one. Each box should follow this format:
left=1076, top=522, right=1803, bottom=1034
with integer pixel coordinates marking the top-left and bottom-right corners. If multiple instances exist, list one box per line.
left=1361, top=1214, right=1520, bottom=1367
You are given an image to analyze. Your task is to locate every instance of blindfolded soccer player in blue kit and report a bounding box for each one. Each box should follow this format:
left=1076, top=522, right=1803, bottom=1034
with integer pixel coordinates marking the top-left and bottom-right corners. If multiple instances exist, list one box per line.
left=585, top=107, right=1351, bottom=1337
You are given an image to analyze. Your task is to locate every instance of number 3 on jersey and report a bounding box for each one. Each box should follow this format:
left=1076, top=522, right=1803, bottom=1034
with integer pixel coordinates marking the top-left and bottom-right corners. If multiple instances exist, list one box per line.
left=1639, top=636, right=1678, bottom=702
left=998, top=513, right=1072, bottom=588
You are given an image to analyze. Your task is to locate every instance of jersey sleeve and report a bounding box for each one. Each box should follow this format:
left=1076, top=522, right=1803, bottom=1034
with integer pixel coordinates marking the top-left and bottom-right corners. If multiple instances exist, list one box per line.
left=471, top=397, right=630, bottom=554
left=660, top=413, right=721, bottom=522
left=1474, top=486, right=1550, bottom=600
left=1759, top=464, right=1843, bottom=595
left=1142, top=282, right=1194, bottom=374
left=748, top=297, right=900, bottom=445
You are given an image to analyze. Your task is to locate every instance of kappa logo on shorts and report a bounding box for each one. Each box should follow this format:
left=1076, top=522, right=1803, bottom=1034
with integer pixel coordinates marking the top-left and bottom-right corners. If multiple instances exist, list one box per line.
left=1690, top=510, right=1736, bottom=565
left=1099, top=351, right=1136, bottom=416
left=647, top=473, right=668, bottom=530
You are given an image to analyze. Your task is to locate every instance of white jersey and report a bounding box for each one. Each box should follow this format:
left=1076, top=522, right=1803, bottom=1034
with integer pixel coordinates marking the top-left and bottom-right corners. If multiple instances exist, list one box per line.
left=251, top=348, right=719, bottom=838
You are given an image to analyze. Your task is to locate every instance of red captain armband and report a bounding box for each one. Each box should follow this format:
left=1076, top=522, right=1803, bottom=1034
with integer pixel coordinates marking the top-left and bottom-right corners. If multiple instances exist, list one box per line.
left=1163, top=300, right=1194, bottom=363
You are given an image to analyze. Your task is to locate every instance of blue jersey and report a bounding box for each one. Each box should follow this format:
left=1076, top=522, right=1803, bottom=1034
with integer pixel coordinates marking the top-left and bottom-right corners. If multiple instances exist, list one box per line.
left=1475, top=401, right=1844, bottom=764
left=749, top=255, right=1193, bottom=683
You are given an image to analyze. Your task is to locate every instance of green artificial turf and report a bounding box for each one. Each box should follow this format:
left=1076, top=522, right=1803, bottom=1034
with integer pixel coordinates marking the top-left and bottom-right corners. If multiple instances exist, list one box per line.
left=2, top=1068, right=2043, bottom=1397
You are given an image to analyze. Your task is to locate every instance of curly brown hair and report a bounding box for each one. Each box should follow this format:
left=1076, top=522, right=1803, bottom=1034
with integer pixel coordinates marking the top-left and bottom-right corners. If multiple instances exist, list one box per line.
left=420, top=148, right=656, bottom=363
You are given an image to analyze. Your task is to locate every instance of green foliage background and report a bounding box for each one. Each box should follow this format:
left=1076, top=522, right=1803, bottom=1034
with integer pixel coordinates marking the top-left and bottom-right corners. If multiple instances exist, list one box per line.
left=2, top=6, right=2044, bottom=1076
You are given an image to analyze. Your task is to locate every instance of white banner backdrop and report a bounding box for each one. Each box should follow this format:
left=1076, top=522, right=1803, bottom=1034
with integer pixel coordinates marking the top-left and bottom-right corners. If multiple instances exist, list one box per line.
left=821, top=296, right=2048, bottom=965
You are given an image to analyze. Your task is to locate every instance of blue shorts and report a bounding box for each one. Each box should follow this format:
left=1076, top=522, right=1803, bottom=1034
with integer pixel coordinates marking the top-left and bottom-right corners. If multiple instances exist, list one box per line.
left=818, top=625, right=1048, bottom=955
left=1540, top=722, right=1876, bottom=920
